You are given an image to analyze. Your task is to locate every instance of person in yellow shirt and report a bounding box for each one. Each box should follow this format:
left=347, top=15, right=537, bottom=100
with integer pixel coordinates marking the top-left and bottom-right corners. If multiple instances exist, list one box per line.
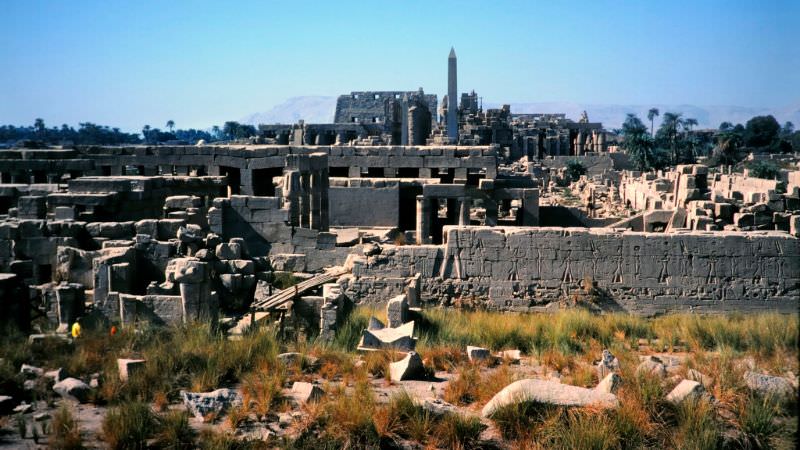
left=71, top=319, right=82, bottom=339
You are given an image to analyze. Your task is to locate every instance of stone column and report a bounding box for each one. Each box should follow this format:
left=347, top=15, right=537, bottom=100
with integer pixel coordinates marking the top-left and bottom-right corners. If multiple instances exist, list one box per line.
left=484, top=198, right=498, bottom=226
left=299, top=172, right=311, bottom=228
left=285, top=171, right=301, bottom=227
left=446, top=198, right=458, bottom=224
left=319, top=168, right=329, bottom=231
left=458, top=196, right=471, bottom=226
left=520, top=189, right=539, bottom=226
left=310, top=171, right=322, bottom=230
left=416, top=195, right=431, bottom=244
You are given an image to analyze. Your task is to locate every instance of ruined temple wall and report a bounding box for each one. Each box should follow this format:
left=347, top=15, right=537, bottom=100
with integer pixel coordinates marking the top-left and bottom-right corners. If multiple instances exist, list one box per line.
left=541, top=153, right=632, bottom=176
left=711, top=173, right=782, bottom=202
left=346, top=227, right=799, bottom=315
left=329, top=178, right=400, bottom=227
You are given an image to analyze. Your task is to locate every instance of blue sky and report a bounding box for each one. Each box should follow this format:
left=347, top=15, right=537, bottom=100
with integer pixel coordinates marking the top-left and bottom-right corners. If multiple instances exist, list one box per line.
left=1, top=0, right=798, bottom=131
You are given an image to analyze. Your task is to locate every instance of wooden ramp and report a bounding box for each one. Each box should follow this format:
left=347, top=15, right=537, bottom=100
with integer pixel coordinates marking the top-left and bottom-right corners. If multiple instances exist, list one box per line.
left=228, top=266, right=349, bottom=336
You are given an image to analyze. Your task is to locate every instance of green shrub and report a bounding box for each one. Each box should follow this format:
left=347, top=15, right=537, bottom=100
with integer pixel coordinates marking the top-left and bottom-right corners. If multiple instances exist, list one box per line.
left=102, top=402, right=157, bottom=449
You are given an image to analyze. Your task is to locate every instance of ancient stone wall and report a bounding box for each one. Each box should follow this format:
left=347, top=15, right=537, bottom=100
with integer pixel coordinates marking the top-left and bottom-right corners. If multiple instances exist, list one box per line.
left=345, top=226, right=799, bottom=315
left=329, top=178, right=400, bottom=227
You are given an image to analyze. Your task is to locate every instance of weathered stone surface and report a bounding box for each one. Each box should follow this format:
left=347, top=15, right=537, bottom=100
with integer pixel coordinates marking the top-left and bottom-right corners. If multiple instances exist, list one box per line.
left=665, top=379, right=705, bottom=404
left=53, top=377, right=92, bottom=403
left=367, top=316, right=385, bottom=330
left=687, top=369, right=713, bottom=388
left=636, top=356, right=667, bottom=378
left=596, top=349, right=619, bottom=378
left=743, top=371, right=795, bottom=398
left=277, top=352, right=319, bottom=369
left=498, top=349, right=522, bottom=362
left=389, top=351, right=425, bottom=382
left=386, top=294, right=409, bottom=328
left=181, top=388, right=242, bottom=419
left=117, top=358, right=146, bottom=382
left=44, top=368, right=66, bottom=384
left=20, top=364, right=44, bottom=378
left=359, top=321, right=416, bottom=351
left=467, top=346, right=492, bottom=363
left=595, top=372, right=622, bottom=394
left=482, top=379, right=618, bottom=417
left=291, top=382, right=324, bottom=403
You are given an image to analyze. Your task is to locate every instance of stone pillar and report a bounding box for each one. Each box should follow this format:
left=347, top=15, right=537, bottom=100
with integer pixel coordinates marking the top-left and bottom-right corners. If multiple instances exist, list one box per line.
left=310, top=171, right=322, bottom=230
left=520, top=189, right=539, bottom=226
left=284, top=171, right=301, bottom=227
left=416, top=195, right=431, bottom=244
left=446, top=198, right=458, bottom=224
left=348, top=166, right=361, bottom=178
left=484, top=198, right=498, bottom=226
left=320, top=168, right=329, bottom=231
left=299, top=173, right=311, bottom=228
left=458, top=197, right=471, bottom=226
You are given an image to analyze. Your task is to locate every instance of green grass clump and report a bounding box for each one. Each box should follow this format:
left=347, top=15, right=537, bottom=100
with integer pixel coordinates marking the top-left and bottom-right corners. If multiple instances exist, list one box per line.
left=49, top=406, right=83, bottom=450
left=102, top=402, right=157, bottom=450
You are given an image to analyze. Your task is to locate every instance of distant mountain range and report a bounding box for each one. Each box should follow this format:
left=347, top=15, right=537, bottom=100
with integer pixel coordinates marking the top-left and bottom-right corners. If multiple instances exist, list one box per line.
left=242, top=96, right=800, bottom=130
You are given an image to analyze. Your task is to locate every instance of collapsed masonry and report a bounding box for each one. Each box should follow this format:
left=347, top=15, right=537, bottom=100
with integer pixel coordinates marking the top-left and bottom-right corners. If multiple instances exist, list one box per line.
left=0, top=143, right=797, bottom=337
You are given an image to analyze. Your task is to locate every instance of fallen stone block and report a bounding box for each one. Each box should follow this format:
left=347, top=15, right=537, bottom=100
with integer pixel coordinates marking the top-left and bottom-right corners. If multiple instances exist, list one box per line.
left=117, top=358, right=146, bottom=382
left=291, top=382, right=324, bottom=403
left=44, top=368, right=66, bottom=384
left=20, top=364, right=44, bottom=379
left=743, top=371, right=795, bottom=399
left=277, top=352, right=319, bottom=369
left=636, top=356, right=667, bottom=378
left=666, top=379, right=706, bottom=404
left=596, top=349, right=619, bottom=379
left=497, top=349, right=522, bottom=363
left=389, top=351, right=425, bottom=382
left=359, top=321, right=416, bottom=351
left=181, top=388, right=242, bottom=419
left=467, top=346, right=492, bottom=363
left=386, top=294, right=409, bottom=328
left=482, top=379, right=618, bottom=417
left=686, top=369, right=713, bottom=388
left=595, top=372, right=622, bottom=394
left=53, top=378, right=92, bottom=403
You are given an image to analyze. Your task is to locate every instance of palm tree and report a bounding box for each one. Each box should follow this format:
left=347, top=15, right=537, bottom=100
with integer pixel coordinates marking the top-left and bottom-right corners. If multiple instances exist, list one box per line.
left=659, top=112, right=685, bottom=163
left=684, top=118, right=698, bottom=131
left=211, top=125, right=220, bottom=140
left=647, top=108, right=659, bottom=137
left=142, top=125, right=151, bottom=144
left=165, top=120, right=175, bottom=132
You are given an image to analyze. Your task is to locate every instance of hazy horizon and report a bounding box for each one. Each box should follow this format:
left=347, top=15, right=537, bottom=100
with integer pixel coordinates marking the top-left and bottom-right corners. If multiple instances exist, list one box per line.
left=1, top=0, right=798, bottom=131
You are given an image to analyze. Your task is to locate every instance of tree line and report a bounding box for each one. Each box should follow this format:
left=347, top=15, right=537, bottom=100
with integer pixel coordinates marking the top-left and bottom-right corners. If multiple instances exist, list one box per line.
left=0, top=119, right=258, bottom=147
left=620, top=110, right=797, bottom=172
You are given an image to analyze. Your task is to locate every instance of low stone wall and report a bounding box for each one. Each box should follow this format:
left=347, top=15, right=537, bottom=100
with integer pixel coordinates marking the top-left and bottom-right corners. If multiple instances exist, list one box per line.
left=346, top=226, right=800, bottom=315
left=329, top=178, right=400, bottom=227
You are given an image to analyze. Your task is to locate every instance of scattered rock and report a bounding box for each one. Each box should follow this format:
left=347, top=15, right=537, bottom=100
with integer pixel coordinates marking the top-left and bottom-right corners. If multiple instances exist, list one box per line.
left=497, top=349, right=522, bottom=363
left=20, top=364, right=44, bottom=378
left=291, top=382, right=324, bottom=404
left=89, top=373, right=100, bottom=389
left=115, top=359, right=145, bottom=382
left=420, top=398, right=461, bottom=416
left=666, top=380, right=706, bottom=404
left=595, top=372, right=622, bottom=394
left=686, top=369, right=713, bottom=388
left=53, top=377, right=92, bottom=403
left=181, top=388, right=242, bottom=419
left=636, top=356, right=667, bottom=378
left=13, top=402, right=32, bottom=414
left=389, top=352, right=426, bottom=382
left=276, top=352, right=318, bottom=369
left=482, top=379, right=618, bottom=417
left=362, top=242, right=382, bottom=257
left=596, top=349, right=619, bottom=378
left=467, top=346, right=492, bottom=363
left=44, top=368, right=66, bottom=384
left=743, top=371, right=795, bottom=399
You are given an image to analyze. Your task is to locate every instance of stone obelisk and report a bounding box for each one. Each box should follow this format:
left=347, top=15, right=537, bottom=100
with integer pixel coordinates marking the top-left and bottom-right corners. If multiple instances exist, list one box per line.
left=447, top=47, right=458, bottom=143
